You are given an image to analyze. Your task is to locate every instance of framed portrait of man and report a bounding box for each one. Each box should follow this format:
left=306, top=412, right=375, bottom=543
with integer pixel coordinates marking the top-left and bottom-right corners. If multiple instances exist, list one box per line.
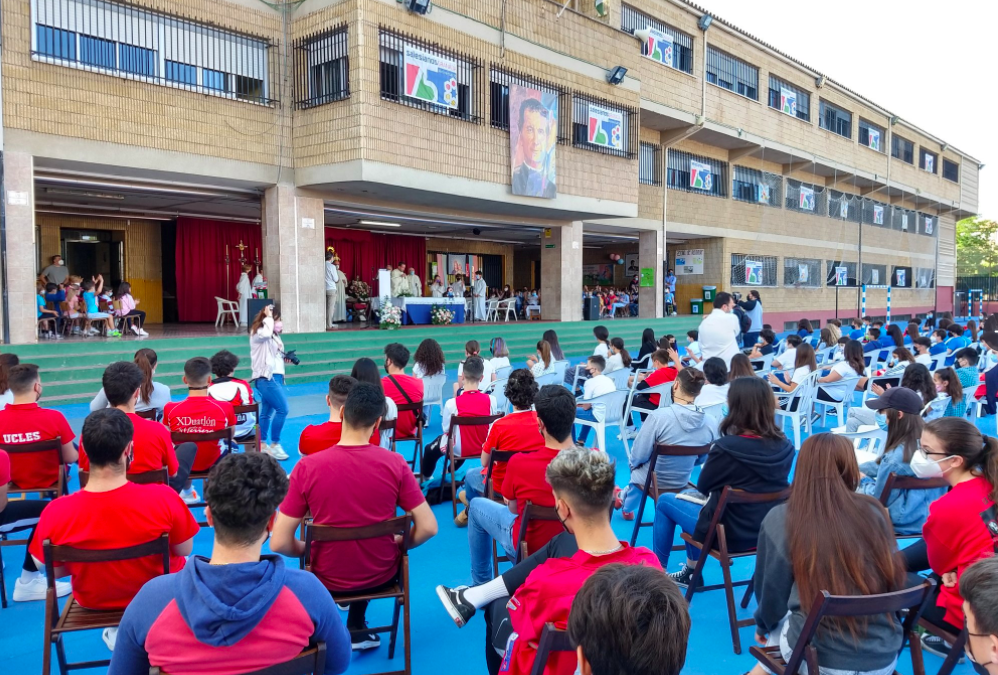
left=510, top=83, right=557, bottom=199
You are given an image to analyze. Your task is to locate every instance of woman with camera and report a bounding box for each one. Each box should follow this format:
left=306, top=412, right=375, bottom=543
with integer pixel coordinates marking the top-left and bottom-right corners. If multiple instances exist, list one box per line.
left=250, top=304, right=292, bottom=461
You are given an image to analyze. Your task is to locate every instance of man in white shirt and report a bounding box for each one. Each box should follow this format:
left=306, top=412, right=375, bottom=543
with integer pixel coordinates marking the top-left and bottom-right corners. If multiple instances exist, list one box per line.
left=408, top=268, right=422, bottom=297
left=574, top=356, right=616, bottom=446
left=472, top=272, right=488, bottom=321
left=324, top=250, right=339, bottom=329
left=696, top=292, right=741, bottom=368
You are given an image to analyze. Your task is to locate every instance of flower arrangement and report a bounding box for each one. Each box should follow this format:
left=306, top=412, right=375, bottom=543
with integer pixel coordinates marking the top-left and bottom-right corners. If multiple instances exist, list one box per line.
left=431, top=305, right=454, bottom=326
left=379, top=297, right=403, bottom=330
left=349, top=279, right=370, bottom=303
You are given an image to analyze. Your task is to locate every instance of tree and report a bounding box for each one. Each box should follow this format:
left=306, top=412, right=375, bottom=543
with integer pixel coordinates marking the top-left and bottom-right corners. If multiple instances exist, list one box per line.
left=956, top=217, right=998, bottom=277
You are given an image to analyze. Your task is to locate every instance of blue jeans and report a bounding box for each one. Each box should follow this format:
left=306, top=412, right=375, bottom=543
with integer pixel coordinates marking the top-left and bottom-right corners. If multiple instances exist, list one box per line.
left=255, top=375, right=289, bottom=444
left=468, top=498, right=517, bottom=584
left=574, top=406, right=598, bottom=444
left=652, top=493, right=703, bottom=568
left=464, top=466, right=486, bottom=502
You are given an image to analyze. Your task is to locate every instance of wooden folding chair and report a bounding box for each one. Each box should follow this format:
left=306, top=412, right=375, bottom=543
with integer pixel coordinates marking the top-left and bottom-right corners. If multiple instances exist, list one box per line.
left=680, top=486, right=791, bottom=654
left=38, top=315, right=57, bottom=337
left=42, top=534, right=170, bottom=675
left=438, top=414, right=503, bottom=518
left=233, top=402, right=261, bottom=453
left=79, top=468, right=169, bottom=489
left=58, top=302, right=82, bottom=336
left=1, top=438, right=67, bottom=500
left=878, top=473, right=949, bottom=540
left=529, top=623, right=575, bottom=675
left=392, top=402, right=425, bottom=478
left=751, top=582, right=936, bottom=675
left=484, top=449, right=517, bottom=502
left=112, top=299, right=141, bottom=333
left=134, top=408, right=159, bottom=421
left=149, top=642, right=327, bottom=675
left=170, top=427, right=235, bottom=525
left=491, top=498, right=561, bottom=578
left=302, top=515, right=413, bottom=675
left=628, top=443, right=711, bottom=547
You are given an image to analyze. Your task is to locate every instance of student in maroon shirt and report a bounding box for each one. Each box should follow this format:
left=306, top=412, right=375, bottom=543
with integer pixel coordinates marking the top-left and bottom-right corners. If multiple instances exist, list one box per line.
left=272, top=382, right=439, bottom=651
left=381, top=343, right=423, bottom=439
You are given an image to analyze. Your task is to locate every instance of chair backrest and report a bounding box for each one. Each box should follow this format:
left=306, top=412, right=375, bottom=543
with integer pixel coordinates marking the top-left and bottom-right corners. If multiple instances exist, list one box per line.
left=43, top=534, right=170, bottom=588
left=750, top=353, right=775, bottom=372
left=528, top=623, right=575, bottom=675
left=483, top=449, right=517, bottom=499
left=447, top=414, right=504, bottom=458
left=516, top=501, right=563, bottom=557
left=606, top=368, right=631, bottom=390
left=647, top=443, right=712, bottom=480
left=395, top=402, right=425, bottom=440
left=700, top=402, right=726, bottom=421
left=1, top=437, right=64, bottom=491
left=552, top=360, right=570, bottom=382
left=79, top=468, right=169, bottom=489
left=495, top=365, right=513, bottom=381
left=420, top=373, right=447, bottom=406
left=587, top=389, right=630, bottom=425
left=922, top=394, right=949, bottom=421
left=149, top=642, right=327, bottom=675
left=170, top=427, right=235, bottom=445
left=135, top=408, right=159, bottom=421
left=303, top=514, right=412, bottom=568
left=487, top=378, right=510, bottom=414
left=702, top=486, right=791, bottom=553
left=630, top=353, right=651, bottom=371
left=232, top=402, right=259, bottom=416
left=535, top=372, right=559, bottom=388
left=878, top=473, right=949, bottom=508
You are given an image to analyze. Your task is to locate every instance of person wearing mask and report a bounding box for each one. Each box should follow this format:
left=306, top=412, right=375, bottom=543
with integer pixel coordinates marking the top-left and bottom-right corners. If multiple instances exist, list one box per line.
left=430, top=275, right=446, bottom=298
left=863, top=327, right=887, bottom=353
left=450, top=273, right=466, bottom=299
left=946, top=323, right=970, bottom=355
left=455, top=340, right=495, bottom=395
left=664, top=269, right=677, bottom=309
left=747, top=329, right=778, bottom=361
left=954, top=347, right=984, bottom=394
left=815, top=339, right=865, bottom=405
left=381, top=343, right=424, bottom=440
left=771, top=335, right=802, bottom=372
left=297, top=375, right=376, bottom=455
left=930, top=328, right=950, bottom=356
left=912, top=336, right=934, bottom=366
left=748, top=433, right=908, bottom=675
left=90, top=348, right=171, bottom=415
left=407, top=266, right=422, bottom=297
left=653, top=376, right=795, bottom=587
left=767, top=343, right=817, bottom=410
left=959, top=556, right=998, bottom=675
left=249, top=305, right=291, bottom=461
left=933, top=367, right=967, bottom=418
left=325, top=249, right=340, bottom=330
left=846, top=363, right=936, bottom=432
left=208, top=349, right=257, bottom=444
left=566, top=326, right=610, bottom=388
left=737, top=290, right=763, bottom=347
left=620, top=369, right=720, bottom=518
left=351, top=358, right=397, bottom=450
left=684, top=330, right=702, bottom=365
left=40, top=254, right=69, bottom=285
left=858, top=387, right=944, bottom=534
left=627, top=348, right=682, bottom=426
left=695, top=357, right=729, bottom=408
left=574, top=356, right=616, bottom=447
left=849, top=317, right=867, bottom=341
left=604, top=337, right=631, bottom=374
left=697, top=292, right=741, bottom=368
left=412, top=338, right=446, bottom=379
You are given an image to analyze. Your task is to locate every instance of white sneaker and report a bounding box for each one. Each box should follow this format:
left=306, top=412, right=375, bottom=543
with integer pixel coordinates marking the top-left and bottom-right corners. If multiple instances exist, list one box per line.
left=102, top=627, right=118, bottom=651
left=264, top=443, right=289, bottom=461
left=13, top=575, right=71, bottom=602
left=180, top=487, right=199, bottom=504
left=130, top=324, right=142, bottom=336
left=138, top=328, right=149, bottom=337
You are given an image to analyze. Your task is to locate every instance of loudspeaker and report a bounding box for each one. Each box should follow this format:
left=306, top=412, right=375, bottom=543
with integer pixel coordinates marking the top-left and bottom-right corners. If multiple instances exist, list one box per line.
left=583, top=296, right=600, bottom=321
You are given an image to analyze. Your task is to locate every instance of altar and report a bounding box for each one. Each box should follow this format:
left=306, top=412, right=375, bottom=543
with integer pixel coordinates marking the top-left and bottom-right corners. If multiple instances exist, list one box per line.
left=373, top=297, right=466, bottom=325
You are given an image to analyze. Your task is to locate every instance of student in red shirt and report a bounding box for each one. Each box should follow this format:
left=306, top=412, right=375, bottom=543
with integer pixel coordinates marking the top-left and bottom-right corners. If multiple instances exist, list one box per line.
left=904, top=417, right=998, bottom=661
left=163, top=357, right=236, bottom=504
left=30, top=408, right=199, bottom=650
left=466, top=384, right=574, bottom=584
left=381, top=343, right=423, bottom=440
left=627, top=348, right=681, bottom=423
left=298, top=376, right=377, bottom=455
left=272, top=382, right=439, bottom=651
left=208, top=349, right=257, bottom=444
left=79, top=362, right=197, bottom=493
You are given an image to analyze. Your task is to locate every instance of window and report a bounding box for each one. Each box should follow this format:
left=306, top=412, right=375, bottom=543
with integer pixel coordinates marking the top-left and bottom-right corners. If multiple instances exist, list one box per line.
left=862, top=199, right=890, bottom=227
left=571, top=94, right=637, bottom=158
left=892, top=266, right=913, bottom=288
left=639, top=143, right=661, bottom=185
left=733, top=166, right=781, bottom=206
left=825, top=260, right=858, bottom=287
left=892, top=134, right=914, bottom=164
left=294, top=26, right=350, bottom=108
left=119, top=44, right=156, bottom=76
left=915, top=267, right=936, bottom=289
left=79, top=34, right=116, bottom=69
left=920, top=148, right=937, bottom=173
left=858, top=119, right=885, bottom=152
left=819, top=100, right=852, bottom=138
left=706, top=46, right=758, bottom=100
left=891, top=206, right=916, bottom=232
left=203, top=69, right=227, bottom=92
left=784, top=257, right=821, bottom=287
left=785, top=178, right=826, bottom=215
left=767, top=76, right=810, bottom=122
left=828, top=190, right=861, bottom=223
left=379, top=28, right=480, bottom=123
left=620, top=5, right=694, bottom=74
left=943, top=159, right=959, bottom=182
left=165, top=60, right=196, bottom=85
left=920, top=213, right=937, bottom=237
left=489, top=67, right=567, bottom=140
left=731, top=254, right=777, bottom=287
left=862, top=263, right=888, bottom=286
left=667, top=150, right=728, bottom=197
left=36, top=25, right=76, bottom=60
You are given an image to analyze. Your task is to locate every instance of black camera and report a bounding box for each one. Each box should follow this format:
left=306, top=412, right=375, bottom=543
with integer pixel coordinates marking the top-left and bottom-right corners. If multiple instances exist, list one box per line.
left=732, top=291, right=743, bottom=301
left=282, top=349, right=301, bottom=366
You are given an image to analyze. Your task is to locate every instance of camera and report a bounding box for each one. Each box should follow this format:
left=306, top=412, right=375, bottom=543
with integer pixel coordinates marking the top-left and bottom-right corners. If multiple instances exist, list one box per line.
left=282, top=349, right=301, bottom=366
left=732, top=292, right=743, bottom=301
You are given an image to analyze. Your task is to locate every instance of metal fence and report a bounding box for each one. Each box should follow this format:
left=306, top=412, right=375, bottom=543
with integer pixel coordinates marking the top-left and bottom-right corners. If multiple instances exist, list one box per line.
left=489, top=66, right=569, bottom=142
left=667, top=149, right=728, bottom=197
left=784, top=257, right=822, bottom=287
left=956, top=276, right=998, bottom=300
left=570, top=93, right=638, bottom=158
left=731, top=254, right=778, bottom=287
left=639, top=143, right=661, bottom=185
left=620, top=4, right=694, bottom=74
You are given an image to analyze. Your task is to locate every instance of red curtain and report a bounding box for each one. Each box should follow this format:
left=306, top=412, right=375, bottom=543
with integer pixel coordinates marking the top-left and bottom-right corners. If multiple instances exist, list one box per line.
left=324, top=228, right=426, bottom=287
left=175, top=218, right=262, bottom=323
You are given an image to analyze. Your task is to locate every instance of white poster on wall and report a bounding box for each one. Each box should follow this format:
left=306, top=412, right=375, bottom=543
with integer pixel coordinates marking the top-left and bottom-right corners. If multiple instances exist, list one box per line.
left=798, top=264, right=809, bottom=284
left=674, top=249, right=704, bottom=275
left=871, top=268, right=879, bottom=285
left=840, top=200, right=849, bottom=219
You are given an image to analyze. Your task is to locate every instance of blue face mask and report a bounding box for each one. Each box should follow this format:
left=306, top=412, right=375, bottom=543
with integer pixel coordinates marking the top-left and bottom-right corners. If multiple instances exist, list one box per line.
left=876, top=413, right=890, bottom=432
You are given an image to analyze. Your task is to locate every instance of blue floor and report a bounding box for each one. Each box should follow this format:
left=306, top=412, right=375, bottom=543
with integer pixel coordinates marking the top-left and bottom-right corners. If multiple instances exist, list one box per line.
left=1, top=361, right=989, bottom=674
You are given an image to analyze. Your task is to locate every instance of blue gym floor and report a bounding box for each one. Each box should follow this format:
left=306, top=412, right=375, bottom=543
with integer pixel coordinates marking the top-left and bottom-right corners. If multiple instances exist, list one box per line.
left=1, top=359, right=989, bottom=674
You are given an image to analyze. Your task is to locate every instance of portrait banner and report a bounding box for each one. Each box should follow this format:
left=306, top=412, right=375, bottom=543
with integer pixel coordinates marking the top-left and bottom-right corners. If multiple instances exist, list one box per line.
left=509, top=83, right=558, bottom=199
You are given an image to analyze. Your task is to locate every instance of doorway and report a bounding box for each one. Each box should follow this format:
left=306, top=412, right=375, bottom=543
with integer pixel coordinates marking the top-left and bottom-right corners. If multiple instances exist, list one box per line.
left=62, top=229, right=123, bottom=287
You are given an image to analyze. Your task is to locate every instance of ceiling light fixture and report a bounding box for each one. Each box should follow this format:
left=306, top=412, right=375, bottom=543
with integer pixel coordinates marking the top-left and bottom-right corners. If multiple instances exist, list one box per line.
left=359, top=220, right=402, bottom=228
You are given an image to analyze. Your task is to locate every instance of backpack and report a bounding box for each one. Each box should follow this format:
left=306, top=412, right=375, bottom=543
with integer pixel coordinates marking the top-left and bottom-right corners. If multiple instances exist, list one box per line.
left=734, top=306, right=751, bottom=335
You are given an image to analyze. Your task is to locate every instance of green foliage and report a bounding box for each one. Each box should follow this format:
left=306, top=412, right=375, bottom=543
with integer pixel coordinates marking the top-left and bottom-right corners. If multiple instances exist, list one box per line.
left=956, top=217, right=998, bottom=276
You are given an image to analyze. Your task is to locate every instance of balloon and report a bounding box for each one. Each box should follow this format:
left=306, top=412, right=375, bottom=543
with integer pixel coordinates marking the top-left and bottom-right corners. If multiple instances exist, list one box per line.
left=617, top=259, right=624, bottom=265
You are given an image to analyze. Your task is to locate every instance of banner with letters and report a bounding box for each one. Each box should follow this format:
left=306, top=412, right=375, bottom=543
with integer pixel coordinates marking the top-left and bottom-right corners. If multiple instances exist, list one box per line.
left=799, top=186, right=815, bottom=211
left=587, top=103, right=623, bottom=150
left=403, top=44, right=458, bottom=109
left=674, top=249, right=704, bottom=275
left=690, top=160, right=714, bottom=191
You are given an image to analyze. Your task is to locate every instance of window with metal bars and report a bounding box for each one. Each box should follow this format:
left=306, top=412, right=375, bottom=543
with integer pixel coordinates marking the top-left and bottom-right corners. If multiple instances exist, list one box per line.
left=706, top=46, right=758, bottom=100
left=828, top=190, right=861, bottom=223
left=919, top=213, right=937, bottom=238
left=892, top=134, right=914, bottom=164
left=293, top=26, right=349, bottom=109
left=785, top=178, right=826, bottom=215
left=819, top=100, right=852, bottom=138
left=379, top=28, right=480, bottom=123
left=619, top=4, right=694, bottom=74
left=858, top=119, right=885, bottom=153
left=639, top=143, right=661, bottom=185
left=915, top=267, right=936, bottom=289
left=784, top=257, right=821, bottom=287
left=571, top=94, right=637, bottom=158
left=825, top=260, right=858, bottom=287
left=667, top=150, right=728, bottom=197
left=731, top=254, right=778, bottom=287
left=920, top=148, right=937, bottom=173
left=862, top=263, right=888, bottom=286
left=489, top=67, right=568, bottom=143
left=733, top=166, right=781, bottom=206
left=862, top=199, right=890, bottom=227
left=31, top=0, right=274, bottom=104
left=767, top=76, right=809, bottom=122
left=892, top=266, right=913, bottom=288
left=943, top=159, right=959, bottom=182
left=891, top=206, right=916, bottom=232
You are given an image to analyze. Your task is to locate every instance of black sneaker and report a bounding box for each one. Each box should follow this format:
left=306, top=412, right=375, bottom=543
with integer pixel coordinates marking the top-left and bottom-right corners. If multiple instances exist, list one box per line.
left=350, top=628, right=381, bottom=651
left=668, top=564, right=702, bottom=591
left=436, top=584, right=476, bottom=628
left=920, top=634, right=965, bottom=664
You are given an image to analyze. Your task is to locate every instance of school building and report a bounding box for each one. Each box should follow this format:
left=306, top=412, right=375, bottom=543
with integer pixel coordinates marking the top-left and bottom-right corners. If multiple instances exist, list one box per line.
left=0, top=0, right=980, bottom=344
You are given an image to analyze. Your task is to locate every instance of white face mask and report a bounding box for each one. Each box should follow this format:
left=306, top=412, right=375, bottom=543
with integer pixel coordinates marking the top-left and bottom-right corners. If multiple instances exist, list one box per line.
left=910, top=448, right=952, bottom=479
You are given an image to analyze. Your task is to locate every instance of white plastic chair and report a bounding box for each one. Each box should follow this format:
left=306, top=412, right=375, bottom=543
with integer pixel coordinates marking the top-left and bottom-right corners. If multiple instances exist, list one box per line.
left=922, top=394, right=950, bottom=422
left=623, top=382, right=673, bottom=432
left=774, top=369, right=822, bottom=449
left=526, top=304, right=541, bottom=319
left=552, top=360, right=570, bottom=384
left=750, top=353, right=775, bottom=372
left=498, top=298, right=517, bottom=322
left=536, top=372, right=560, bottom=388
left=485, top=300, right=500, bottom=322
left=488, top=377, right=511, bottom=414
left=575, top=389, right=630, bottom=453
left=701, top=402, right=726, bottom=422
left=815, top=377, right=861, bottom=427
left=420, top=373, right=447, bottom=423
left=495, top=366, right=513, bottom=381
left=215, top=297, right=239, bottom=327
left=831, top=424, right=888, bottom=464
left=630, top=353, right=651, bottom=372
left=814, top=346, right=834, bottom=365
left=606, top=368, right=631, bottom=390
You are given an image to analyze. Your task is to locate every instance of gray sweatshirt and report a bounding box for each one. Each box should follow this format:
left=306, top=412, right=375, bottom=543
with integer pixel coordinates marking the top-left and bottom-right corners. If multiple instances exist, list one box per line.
left=753, top=503, right=903, bottom=671
left=627, top=403, right=719, bottom=490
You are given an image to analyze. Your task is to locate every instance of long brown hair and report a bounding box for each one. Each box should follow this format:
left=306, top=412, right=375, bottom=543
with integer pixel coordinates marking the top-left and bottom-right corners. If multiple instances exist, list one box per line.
left=787, top=434, right=906, bottom=638
left=610, top=337, right=631, bottom=368
left=535, top=340, right=552, bottom=369
left=0, top=353, right=20, bottom=394
left=882, top=407, right=923, bottom=461
left=892, top=346, right=916, bottom=366
left=925, top=418, right=998, bottom=504
left=728, top=353, right=755, bottom=380
left=795, top=343, right=817, bottom=373
left=933, top=368, right=963, bottom=408
left=133, top=348, right=158, bottom=403
left=250, top=305, right=276, bottom=335
left=719, top=376, right=783, bottom=440
left=966, top=320, right=979, bottom=343
left=843, top=340, right=866, bottom=376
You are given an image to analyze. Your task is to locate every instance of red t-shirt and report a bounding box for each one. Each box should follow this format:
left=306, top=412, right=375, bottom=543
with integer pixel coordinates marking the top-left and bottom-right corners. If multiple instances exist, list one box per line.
left=163, top=397, right=236, bottom=471
left=280, top=443, right=426, bottom=590
left=382, top=374, right=423, bottom=438
left=29, top=482, right=199, bottom=610
left=638, top=366, right=678, bottom=407
left=79, top=412, right=178, bottom=476
left=298, top=421, right=379, bottom=455
left=482, top=410, right=544, bottom=493
left=501, top=544, right=661, bottom=675
left=0, top=403, right=75, bottom=488
left=500, top=446, right=563, bottom=554
left=0, top=450, right=10, bottom=485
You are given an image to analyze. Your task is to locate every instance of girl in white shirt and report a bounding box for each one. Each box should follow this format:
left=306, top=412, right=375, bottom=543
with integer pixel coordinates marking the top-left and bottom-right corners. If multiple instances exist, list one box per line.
left=487, top=337, right=511, bottom=379
left=695, top=356, right=730, bottom=408
left=816, top=340, right=865, bottom=403
left=593, top=325, right=610, bottom=359
left=768, top=343, right=817, bottom=411
left=604, top=337, right=632, bottom=374
left=530, top=340, right=557, bottom=378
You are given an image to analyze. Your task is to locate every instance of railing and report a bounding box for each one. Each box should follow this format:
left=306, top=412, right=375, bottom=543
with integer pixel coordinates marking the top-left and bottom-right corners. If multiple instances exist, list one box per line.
left=293, top=25, right=349, bottom=109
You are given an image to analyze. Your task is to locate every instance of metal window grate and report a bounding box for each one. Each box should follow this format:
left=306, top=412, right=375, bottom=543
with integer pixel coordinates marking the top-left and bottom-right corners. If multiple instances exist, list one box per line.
left=733, top=165, right=781, bottom=206
left=890, top=206, right=917, bottom=233
left=858, top=119, right=885, bottom=152
left=861, top=198, right=890, bottom=227
left=892, top=266, right=913, bottom=288
left=489, top=66, right=569, bottom=144
left=819, top=100, right=852, bottom=138
left=32, top=0, right=275, bottom=104
left=731, top=254, right=778, bottom=287
left=667, top=149, right=728, bottom=197
left=915, top=267, right=936, bottom=289
left=706, top=46, right=758, bottom=100
left=571, top=93, right=638, bottom=158
left=378, top=27, right=482, bottom=124
left=943, top=159, right=959, bottom=182
left=784, top=257, right=822, bottom=287
left=639, top=143, right=662, bottom=185
left=767, top=76, right=810, bottom=122
left=293, top=25, right=349, bottom=109
left=620, top=4, right=694, bottom=74
left=785, top=178, right=827, bottom=215
left=891, top=135, right=915, bottom=164
left=828, top=190, right=861, bottom=223
left=862, top=263, right=888, bottom=285
left=920, top=148, right=937, bottom=173
left=825, top=260, right=858, bottom=287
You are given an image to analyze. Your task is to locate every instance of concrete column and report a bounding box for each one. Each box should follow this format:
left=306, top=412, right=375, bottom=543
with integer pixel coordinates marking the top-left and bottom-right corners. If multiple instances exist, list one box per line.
left=261, top=184, right=325, bottom=335
left=540, top=221, right=583, bottom=322
left=638, top=229, right=664, bottom=318
left=3, top=152, right=38, bottom=344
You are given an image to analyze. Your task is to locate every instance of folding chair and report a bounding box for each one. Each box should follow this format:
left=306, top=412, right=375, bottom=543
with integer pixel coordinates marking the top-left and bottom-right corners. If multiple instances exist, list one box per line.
left=58, top=302, right=82, bottom=336
left=302, top=515, right=413, bottom=675
left=420, top=374, right=447, bottom=424
left=751, top=582, right=936, bottom=675
left=492, top=500, right=561, bottom=578
left=112, top=300, right=141, bottom=333
left=878, top=473, right=949, bottom=540
left=484, top=449, right=517, bottom=575
left=681, top=486, right=792, bottom=654
left=38, top=315, right=57, bottom=337
left=0, top=438, right=66, bottom=500
left=438, top=414, right=504, bottom=518
left=170, top=427, right=235, bottom=525
left=233, top=402, right=261, bottom=453
left=42, top=534, right=171, bottom=675
left=529, top=623, right=575, bottom=675
left=773, top=370, right=821, bottom=449
left=392, top=402, right=425, bottom=478
left=134, top=408, right=159, bottom=421
left=149, top=642, right=327, bottom=675
left=575, top=389, right=630, bottom=454
left=628, top=443, right=710, bottom=547
left=79, top=468, right=169, bottom=489
left=910, top=610, right=970, bottom=675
